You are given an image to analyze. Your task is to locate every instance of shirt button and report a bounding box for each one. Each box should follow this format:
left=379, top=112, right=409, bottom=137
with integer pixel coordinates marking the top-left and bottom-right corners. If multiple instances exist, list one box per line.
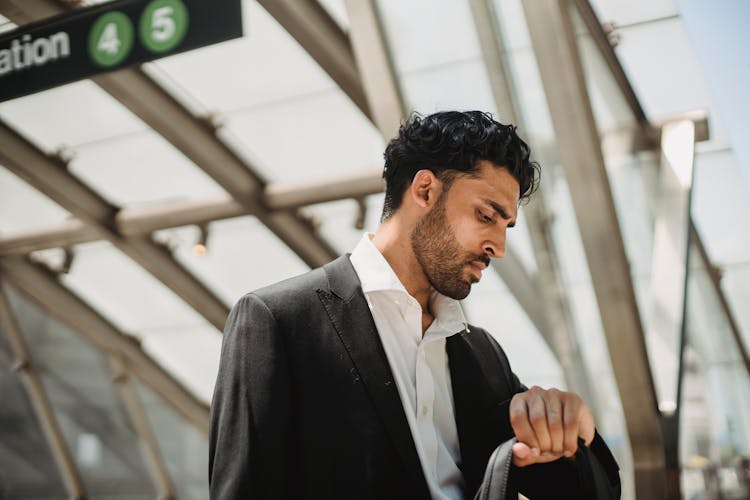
left=421, top=405, right=429, bottom=416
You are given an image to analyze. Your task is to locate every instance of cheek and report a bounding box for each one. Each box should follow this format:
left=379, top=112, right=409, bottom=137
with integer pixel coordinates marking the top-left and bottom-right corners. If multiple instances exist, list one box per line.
left=450, top=221, right=482, bottom=251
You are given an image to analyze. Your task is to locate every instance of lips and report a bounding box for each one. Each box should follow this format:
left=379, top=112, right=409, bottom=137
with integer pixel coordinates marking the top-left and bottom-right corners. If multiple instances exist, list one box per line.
left=468, top=261, right=486, bottom=281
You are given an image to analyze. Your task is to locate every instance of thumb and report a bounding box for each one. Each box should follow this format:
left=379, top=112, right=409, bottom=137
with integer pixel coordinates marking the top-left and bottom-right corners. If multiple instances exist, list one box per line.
left=512, top=442, right=534, bottom=466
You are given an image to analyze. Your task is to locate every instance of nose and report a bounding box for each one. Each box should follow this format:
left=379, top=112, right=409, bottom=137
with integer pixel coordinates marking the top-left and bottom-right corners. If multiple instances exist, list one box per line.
left=483, top=227, right=507, bottom=258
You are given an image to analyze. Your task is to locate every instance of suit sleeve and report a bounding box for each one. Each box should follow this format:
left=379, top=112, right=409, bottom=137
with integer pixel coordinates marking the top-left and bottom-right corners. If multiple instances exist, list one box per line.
left=209, top=293, right=291, bottom=499
left=490, top=337, right=621, bottom=499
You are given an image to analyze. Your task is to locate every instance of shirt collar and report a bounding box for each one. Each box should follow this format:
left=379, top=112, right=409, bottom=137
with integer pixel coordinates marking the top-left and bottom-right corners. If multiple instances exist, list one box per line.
left=350, top=233, right=468, bottom=334
left=350, top=233, right=408, bottom=294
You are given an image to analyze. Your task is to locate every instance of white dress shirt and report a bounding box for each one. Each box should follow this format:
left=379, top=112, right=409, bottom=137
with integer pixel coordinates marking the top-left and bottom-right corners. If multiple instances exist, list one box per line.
left=349, top=233, right=468, bottom=500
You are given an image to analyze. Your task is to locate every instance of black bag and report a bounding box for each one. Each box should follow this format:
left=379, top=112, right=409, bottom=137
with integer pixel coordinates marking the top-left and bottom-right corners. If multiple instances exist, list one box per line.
left=475, top=438, right=621, bottom=499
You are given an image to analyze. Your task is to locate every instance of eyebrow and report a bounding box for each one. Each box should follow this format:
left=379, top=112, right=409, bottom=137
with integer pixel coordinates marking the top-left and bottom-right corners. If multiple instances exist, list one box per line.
left=483, top=198, right=516, bottom=227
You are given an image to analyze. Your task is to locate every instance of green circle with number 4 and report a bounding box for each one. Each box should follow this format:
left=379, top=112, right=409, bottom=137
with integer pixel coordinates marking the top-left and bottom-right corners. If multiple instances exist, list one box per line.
left=139, top=0, right=189, bottom=53
left=88, top=11, right=134, bottom=67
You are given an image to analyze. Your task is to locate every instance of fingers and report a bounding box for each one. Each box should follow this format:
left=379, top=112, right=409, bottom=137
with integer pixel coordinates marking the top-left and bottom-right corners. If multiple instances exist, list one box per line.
left=510, top=393, right=539, bottom=454
left=562, top=396, right=581, bottom=457
left=543, top=389, right=564, bottom=456
left=510, top=386, right=593, bottom=465
left=511, top=441, right=561, bottom=467
left=527, top=389, right=552, bottom=454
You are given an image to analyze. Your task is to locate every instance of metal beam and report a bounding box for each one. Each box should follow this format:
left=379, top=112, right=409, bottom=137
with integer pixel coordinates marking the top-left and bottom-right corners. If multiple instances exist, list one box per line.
left=522, top=0, right=667, bottom=497
left=109, top=355, right=176, bottom=500
left=0, top=0, right=338, bottom=270
left=0, top=169, right=385, bottom=256
left=0, top=219, right=97, bottom=256
left=264, top=168, right=384, bottom=210
left=0, top=256, right=210, bottom=433
left=0, top=280, right=87, bottom=499
left=648, top=119, right=696, bottom=409
left=469, top=0, right=599, bottom=411
left=256, top=0, right=370, bottom=117
left=0, top=119, right=230, bottom=331
left=573, top=0, right=650, bottom=128
left=344, top=0, right=405, bottom=139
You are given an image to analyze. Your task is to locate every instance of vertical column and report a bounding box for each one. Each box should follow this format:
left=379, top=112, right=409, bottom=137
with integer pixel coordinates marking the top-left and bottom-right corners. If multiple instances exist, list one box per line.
left=109, top=355, right=176, bottom=500
left=521, top=0, right=668, bottom=497
left=344, top=0, right=406, bottom=139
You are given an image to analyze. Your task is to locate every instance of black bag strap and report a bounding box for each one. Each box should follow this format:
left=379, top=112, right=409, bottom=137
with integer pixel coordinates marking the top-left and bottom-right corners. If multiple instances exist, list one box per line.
left=475, top=438, right=517, bottom=500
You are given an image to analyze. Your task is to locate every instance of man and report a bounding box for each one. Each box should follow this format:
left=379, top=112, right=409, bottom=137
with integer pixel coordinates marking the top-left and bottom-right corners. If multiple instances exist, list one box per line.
left=209, top=111, right=620, bottom=499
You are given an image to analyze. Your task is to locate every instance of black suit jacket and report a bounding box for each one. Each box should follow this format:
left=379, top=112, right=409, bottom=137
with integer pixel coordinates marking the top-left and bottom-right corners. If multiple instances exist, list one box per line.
left=209, top=255, right=620, bottom=499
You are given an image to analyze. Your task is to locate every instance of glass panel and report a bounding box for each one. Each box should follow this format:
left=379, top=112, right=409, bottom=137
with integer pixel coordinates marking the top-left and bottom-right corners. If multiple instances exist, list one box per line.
left=223, top=90, right=383, bottom=183
left=134, top=378, right=208, bottom=500
left=569, top=11, right=636, bottom=134
left=611, top=17, right=732, bottom=153
left=151, top=1, right=338, bottom=113
left=155, top=215, right=310, bottom=305
left=0, top=167, right=71, bottom=233
left=148, top=2, right=385, bottom=183
left=680, top=240, right=750, bottom=499
left=68, top=129, right=226, bottom=207
left=377, top=0, right=482, bottom=74
left=303, top=194, right=384, bottom=256
left=317, top=0, right=349, bottom=30
left=462, top=269, right=565, bottom=389
left=138, top=323, right=221, bottom=403
left=587, top=0, right=678, bottom=27
left=692, top=150, right=750, bottom=265
left=399, top=59, right=497, bottom=116
left=0, top=307, right=67, bottom=500
left=61, top=240, right=210, bottom=334
left=3, top=285, right=157, bottom=498
left=722, top=264, right=750, bottom=352
left=0, top=80, right=146, bottom=154
left=59, top=239, right=220, bottom=401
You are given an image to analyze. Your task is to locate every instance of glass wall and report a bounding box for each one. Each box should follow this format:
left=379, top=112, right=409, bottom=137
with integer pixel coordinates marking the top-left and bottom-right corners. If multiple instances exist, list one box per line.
left=0, top=283, right=210, bottom=498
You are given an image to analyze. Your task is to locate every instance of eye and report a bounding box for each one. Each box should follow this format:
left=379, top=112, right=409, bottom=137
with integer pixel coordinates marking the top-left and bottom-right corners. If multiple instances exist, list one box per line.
left=478, top=211, right=493, bottom=224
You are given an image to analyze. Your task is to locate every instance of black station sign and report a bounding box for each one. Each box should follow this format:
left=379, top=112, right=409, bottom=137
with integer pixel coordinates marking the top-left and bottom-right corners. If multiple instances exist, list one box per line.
left=0, top=0, right=243, bottom=102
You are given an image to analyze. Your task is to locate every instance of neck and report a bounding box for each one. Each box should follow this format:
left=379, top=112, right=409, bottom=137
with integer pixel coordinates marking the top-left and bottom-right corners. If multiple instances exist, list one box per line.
left=371, top=218, right=432, bottom=316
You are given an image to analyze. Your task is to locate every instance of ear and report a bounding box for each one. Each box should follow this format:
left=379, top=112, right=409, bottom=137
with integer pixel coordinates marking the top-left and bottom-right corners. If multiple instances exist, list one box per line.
left=409, top=169, right=442, bottom=209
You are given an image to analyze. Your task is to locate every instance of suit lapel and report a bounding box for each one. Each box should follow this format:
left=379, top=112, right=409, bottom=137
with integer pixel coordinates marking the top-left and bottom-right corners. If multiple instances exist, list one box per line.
left=318, top=256, right=430, bottom=498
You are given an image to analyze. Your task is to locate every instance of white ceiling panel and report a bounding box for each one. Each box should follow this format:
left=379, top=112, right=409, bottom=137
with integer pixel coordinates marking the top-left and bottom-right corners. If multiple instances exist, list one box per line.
left=0, top=80, right=146, bottom=153
left=224, top=89, right=383, bottom=183
left=69, top=129, right=227, bottom=207
left=400, top=58, right=497, bottom=117
left=61, top=240, right=212, bottom=334
left=140, top=323, right=222, bottom=404
left=156, top=216, right=311, bottom=306
left=377, top=0, right=482, bottom=73
left=150, top=0, right=339, bottom=113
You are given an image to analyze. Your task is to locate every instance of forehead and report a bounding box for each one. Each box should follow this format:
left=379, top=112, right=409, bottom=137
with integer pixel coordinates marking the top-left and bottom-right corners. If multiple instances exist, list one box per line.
left=449, top=160, right=520, bottom=208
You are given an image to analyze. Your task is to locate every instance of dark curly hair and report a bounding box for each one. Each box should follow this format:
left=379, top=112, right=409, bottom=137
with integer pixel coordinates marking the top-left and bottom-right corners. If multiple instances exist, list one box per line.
left=381, top=110, right=540, bottom=220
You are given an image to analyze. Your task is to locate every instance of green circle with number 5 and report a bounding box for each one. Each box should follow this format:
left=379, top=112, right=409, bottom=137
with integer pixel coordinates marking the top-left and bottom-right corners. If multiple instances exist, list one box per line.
left=139, top=0, right=189, bottom=53
left=88, top=11, right=134, bottom=67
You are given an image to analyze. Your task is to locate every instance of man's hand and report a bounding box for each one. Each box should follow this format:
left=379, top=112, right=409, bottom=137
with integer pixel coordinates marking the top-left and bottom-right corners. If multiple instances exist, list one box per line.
left=509, top=386, right=595, bottom=467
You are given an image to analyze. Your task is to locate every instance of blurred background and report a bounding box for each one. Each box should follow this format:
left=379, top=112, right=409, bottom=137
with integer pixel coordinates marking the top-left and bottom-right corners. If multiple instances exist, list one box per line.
left=0, top=0, right=748, bottom=498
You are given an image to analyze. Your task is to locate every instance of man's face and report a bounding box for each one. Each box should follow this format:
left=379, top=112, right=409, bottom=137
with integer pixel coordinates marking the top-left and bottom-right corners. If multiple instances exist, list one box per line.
left=411, top=160, right=520, bottom=300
